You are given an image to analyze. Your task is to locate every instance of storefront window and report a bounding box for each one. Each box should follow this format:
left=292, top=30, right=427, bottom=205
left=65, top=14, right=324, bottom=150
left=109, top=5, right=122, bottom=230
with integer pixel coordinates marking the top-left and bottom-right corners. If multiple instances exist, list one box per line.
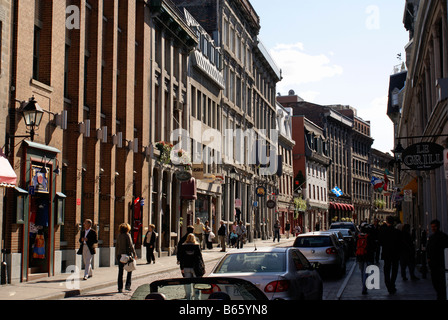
left=195, top=195, right=209, bottom=223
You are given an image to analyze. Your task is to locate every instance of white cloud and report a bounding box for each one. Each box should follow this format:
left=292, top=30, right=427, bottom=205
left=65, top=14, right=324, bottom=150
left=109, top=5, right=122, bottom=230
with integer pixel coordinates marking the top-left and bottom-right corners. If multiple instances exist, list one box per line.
left=271, top=42, right=343, bottom=92
left=358, top=95, right=394, bottom=154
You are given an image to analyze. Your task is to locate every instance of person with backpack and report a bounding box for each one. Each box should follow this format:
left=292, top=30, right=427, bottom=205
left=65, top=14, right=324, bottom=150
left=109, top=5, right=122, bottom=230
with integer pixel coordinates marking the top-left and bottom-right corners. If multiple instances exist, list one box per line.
left=356, top=223, right=375, bottom=295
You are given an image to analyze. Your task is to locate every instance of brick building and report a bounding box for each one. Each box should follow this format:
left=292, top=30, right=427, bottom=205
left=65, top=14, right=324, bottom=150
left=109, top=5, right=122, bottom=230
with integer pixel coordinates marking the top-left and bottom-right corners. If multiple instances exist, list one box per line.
left=0, top=0, right=13, bottom=261
left=2, top=0, right=197, bottom=283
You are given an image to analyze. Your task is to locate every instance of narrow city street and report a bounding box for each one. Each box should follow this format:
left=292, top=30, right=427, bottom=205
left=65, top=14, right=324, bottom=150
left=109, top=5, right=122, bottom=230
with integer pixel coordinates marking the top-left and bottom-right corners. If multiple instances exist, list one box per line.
left=63, top=257, right=357, bottom=301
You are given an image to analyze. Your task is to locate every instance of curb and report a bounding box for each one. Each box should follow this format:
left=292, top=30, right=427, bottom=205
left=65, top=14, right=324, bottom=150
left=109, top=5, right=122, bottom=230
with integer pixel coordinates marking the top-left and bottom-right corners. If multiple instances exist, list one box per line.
left=336, top=260, right=357, bottom=300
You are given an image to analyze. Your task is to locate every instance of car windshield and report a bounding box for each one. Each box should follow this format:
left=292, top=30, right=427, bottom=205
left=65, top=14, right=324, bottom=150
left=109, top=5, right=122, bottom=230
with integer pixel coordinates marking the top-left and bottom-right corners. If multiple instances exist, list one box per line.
left=294, top=236, right=332, bottom=248
left=213, top=252, right=286, bottom=274
left=331, top=224, right=356, bottom=232
left=131, top=280, right=265, bottom=301
left=334, top=229, right=350, bottom=236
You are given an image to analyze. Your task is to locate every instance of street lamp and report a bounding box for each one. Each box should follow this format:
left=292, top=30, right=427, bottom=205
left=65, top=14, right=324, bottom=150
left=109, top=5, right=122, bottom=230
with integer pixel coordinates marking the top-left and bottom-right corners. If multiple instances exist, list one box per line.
left=392, top=141, right=405, bottom=185
left=20, top=97, right=44, bottom=141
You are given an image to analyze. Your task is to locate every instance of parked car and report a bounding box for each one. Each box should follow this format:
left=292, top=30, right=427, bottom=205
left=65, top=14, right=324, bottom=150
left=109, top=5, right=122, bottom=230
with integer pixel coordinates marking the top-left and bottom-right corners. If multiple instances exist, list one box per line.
left=208, top=247, right=323, bottom=300
left=293, top=232, right=346, bottom=278
left=328, top=230, right=349, bottom=261
left=131, top=277, right=269, bottom=301
left=331, top=228, right=356, bottom=257
left=330, top=222, right=359, bottom=235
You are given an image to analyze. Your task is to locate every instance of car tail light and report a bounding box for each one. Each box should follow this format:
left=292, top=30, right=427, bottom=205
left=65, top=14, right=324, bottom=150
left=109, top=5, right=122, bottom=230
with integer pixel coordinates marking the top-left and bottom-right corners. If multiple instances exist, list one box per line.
left=326, top=247, right=337, bottom=255
left=264, top=280, right=290, bottom=293
left=202, top=284, right=221, bottom=295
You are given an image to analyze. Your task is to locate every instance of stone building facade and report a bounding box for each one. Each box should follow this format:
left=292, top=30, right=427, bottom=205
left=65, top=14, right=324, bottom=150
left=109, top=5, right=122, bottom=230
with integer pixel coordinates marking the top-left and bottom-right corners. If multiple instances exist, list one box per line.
left=397, top=0, right=448, bottom=235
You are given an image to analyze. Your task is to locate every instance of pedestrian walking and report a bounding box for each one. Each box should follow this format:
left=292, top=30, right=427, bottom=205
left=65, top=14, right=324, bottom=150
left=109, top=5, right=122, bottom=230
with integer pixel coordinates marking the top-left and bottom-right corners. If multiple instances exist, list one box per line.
left=115, top=223, right=137, bottom=293
left=204, top=221, right=213, bottom=250
left=379, top=216, right=403, bottom=294
left=356, top=223, right=375, bottom=295
left=177, top=234, right=205, bottom=300
left=230, top=230, right=238, bottom=248
left=217, top=221, right=228, bottom=252
left=285, top=221, right=291, bottom=239
left=77, top=219, right=98, bottom=281
left=236, top=221, right=247, bottom=249
left=177, top=225, right=195, bottom=268
left=426, top=219, right=448, bottom=300
left=400, top=224, right=419, bottom=281
left=273, top=220, right=281, bottom=243
left=371, top=218, right=381, bottom=264
left=294, top=225, right=302, bottom=237
left=143, top=224, right=157, bottom=264
left=178, top=234, right=204, bottom=279
left=193, top=218, right=205, bottom=250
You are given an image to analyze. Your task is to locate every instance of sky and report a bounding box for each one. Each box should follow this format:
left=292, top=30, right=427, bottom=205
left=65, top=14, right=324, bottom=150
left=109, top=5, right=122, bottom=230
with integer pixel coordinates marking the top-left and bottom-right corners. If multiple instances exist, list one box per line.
left=250, top=0, right=410, bottom=154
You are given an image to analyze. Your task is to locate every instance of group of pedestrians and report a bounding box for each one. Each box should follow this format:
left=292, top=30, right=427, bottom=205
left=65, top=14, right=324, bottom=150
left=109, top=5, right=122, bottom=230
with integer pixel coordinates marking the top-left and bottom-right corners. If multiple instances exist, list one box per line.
left=356, top=216, right=448, bottom=300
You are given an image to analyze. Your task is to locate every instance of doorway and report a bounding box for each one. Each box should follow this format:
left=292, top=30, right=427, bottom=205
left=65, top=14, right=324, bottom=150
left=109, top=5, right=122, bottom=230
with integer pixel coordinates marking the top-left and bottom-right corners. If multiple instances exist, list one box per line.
left=28, top=194, right=50, bottom=277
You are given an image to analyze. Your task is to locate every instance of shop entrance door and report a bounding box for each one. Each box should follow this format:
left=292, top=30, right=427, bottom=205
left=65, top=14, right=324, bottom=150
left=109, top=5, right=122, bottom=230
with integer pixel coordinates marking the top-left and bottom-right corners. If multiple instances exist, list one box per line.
left=28, top=194, right=50, bottom=279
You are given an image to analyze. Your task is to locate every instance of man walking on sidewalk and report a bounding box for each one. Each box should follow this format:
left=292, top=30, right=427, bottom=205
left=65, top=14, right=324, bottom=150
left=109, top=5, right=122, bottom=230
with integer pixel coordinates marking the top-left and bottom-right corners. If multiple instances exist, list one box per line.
left=379, top=216, right=403, bottom=294
left=426, top=219, right=448, bottom=300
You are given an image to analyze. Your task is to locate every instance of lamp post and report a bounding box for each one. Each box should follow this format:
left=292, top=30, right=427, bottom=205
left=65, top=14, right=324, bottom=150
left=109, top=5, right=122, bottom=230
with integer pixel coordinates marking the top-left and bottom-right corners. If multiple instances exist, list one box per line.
left=19, top=97, right=44, bottom=142
left=392, top=141, right=405, bottom=185
left=6, top=97, right=44, bottom=156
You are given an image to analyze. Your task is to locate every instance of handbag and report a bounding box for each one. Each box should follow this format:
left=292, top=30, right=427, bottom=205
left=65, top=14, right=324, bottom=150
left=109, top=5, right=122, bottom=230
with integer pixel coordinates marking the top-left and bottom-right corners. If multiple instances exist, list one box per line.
left=124, top=259, right=137, bottom=272
left=194, top=256, right=205, bottom=278
left=120, top=254, right=130, bottom=264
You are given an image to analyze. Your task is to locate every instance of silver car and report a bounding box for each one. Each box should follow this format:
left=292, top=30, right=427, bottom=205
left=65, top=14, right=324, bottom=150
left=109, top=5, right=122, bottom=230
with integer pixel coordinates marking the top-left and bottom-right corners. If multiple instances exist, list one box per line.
left=293, top=232, right=346, bottom=278
left=208, top=247, right=323, bottom=300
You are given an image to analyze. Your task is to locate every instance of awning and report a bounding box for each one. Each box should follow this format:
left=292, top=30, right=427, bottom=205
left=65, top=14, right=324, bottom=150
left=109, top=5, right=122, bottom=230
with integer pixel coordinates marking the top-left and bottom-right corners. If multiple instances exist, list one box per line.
left=0, top=152, right=17, bottom=188
left=400, top=178, right=418, bottom=195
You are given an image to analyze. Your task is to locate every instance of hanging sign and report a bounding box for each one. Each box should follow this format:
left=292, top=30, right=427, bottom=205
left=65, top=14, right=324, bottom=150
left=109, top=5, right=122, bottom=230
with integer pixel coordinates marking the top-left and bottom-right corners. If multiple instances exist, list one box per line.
left=267, top=200, right=276, bottom=209
left=256, top=186, right=266, bottom=197
left=402, top=142, right=444, bottom=171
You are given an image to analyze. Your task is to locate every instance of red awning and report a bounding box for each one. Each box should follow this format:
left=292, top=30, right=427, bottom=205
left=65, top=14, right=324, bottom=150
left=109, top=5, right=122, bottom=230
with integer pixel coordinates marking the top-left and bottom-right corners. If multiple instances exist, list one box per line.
left=336, top=203, right=342, bottom=210
left=0, top=152, right=17, bottom=188
left=349, top=205, right=355, bottom=211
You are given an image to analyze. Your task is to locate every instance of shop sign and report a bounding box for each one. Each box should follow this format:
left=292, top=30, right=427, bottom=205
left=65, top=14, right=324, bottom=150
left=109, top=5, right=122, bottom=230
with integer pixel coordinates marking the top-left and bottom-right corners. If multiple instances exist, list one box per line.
left=402, top=142, right=444, bottom=171
left=267, top=200, right=276, bottom=209
left=235, top=199, right=242, bottom=208
left=191, top=164, right=204, bottom=180
left=256, top=186, right=266, bottom=197
left=404, top=190, right=413, bottom=202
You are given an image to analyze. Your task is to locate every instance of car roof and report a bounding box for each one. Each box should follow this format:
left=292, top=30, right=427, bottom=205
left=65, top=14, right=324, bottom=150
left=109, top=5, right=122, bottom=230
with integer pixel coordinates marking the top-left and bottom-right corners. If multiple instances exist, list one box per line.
left=223, top=247, right=291, bottom=254
left=296, top=232, right=335, bottom=237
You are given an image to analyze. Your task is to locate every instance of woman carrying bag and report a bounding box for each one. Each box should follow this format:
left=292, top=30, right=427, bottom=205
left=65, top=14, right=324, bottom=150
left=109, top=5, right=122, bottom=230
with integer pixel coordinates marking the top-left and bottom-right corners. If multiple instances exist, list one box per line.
left=178, top=234, right=205, bottom=278
left=116, top=223, right=138, bottom=293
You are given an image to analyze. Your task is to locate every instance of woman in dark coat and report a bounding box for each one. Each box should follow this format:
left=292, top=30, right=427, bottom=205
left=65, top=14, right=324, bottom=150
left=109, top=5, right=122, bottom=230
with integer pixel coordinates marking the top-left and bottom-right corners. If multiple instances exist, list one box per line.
left=143, top=224, right=157, bottom=264
left=178, top=234, right=204, bottom=278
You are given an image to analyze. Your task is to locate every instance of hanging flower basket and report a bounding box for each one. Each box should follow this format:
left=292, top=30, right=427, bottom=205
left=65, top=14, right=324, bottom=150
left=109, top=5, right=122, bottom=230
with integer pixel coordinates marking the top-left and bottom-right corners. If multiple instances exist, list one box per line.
left=155, top=141, right=174, bottom=165
left=171, top=149, right=192, bottom=171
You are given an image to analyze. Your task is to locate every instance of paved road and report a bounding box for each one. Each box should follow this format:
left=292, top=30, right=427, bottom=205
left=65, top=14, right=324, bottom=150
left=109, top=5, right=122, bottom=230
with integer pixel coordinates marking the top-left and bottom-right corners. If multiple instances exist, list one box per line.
left=64, top=258, right=357, bottom=301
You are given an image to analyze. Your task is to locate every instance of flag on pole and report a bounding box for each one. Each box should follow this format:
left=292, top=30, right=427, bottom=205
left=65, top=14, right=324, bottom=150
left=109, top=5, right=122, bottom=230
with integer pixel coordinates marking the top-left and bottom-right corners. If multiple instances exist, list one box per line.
left=371, top=177, right=384, bottom=190
left=331, top=187, right=343, bottom=197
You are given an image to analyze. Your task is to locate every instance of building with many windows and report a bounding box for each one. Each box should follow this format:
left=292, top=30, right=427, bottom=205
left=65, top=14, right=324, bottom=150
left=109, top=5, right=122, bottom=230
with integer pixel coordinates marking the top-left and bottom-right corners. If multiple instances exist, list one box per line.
left=395, top=0, right=448, bottom=236
left=275, top=102, right=295, bottom=235
left=371, top=148, right=396, bottom=222
left=173, top=0, right=282, bottom=241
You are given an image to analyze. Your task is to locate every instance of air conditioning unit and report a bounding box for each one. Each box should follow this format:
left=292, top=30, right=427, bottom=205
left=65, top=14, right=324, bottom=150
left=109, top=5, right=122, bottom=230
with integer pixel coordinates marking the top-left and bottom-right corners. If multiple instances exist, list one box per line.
left=97, top=126, right=107, bottom=143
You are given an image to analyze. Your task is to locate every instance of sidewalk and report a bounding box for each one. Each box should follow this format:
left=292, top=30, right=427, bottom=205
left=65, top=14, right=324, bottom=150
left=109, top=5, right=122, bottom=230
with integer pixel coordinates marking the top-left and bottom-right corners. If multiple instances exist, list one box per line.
left=0, top=237, right=294, bottom=300
left=339, top=260, right=437, bottom=300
